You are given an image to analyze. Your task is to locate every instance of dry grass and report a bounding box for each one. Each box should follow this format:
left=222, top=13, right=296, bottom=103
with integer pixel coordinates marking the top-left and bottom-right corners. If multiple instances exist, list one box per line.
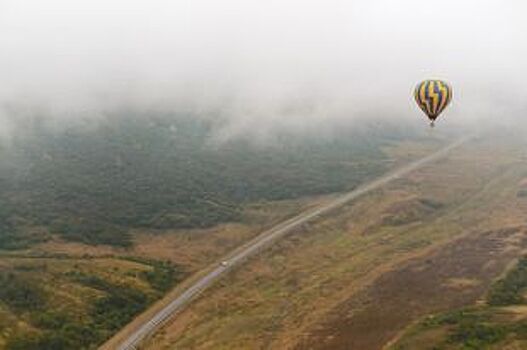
left=30, top=196, right=330, bottom=272
left=0, top=255, right=157, bottom=347
left=141, top=135, right=527, bottom=350
left=99, top=195, right=335, bottom=350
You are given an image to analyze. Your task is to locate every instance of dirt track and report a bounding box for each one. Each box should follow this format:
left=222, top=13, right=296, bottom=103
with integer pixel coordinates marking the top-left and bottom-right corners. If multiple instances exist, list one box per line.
left=298, top=226, right=527, bottom=350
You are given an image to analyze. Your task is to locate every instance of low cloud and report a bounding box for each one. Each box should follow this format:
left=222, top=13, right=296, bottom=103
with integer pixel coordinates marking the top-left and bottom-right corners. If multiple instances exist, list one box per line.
left=0, top=0, right=525, bottom=140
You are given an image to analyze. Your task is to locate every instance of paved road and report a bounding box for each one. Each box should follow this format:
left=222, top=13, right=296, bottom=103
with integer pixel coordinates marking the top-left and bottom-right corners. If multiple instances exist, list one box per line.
left=115, top=136, right=474, bottom=350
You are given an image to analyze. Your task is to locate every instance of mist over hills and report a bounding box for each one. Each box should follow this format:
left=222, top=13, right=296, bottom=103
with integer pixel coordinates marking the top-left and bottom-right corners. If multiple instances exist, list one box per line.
left=0, top=113, right=429, bottom=249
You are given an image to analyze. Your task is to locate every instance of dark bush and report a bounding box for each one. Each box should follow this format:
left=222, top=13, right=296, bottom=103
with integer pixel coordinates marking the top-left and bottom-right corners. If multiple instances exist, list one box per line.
left=0, top=273, right=46, bottom=311
left=488, top=257, right=527, bottom=306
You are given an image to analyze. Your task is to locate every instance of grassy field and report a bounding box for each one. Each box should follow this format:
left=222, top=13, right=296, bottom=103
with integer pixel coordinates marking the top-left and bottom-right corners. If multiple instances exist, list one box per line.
left=0, top=196, right=331, bottom=350
left=33, top=195, right=331, bottom=274
left=389, top=255, right=527, bottom=350
left=140, top=132, right=527, bottom=350
left=0, top=254, right=183, bottom=349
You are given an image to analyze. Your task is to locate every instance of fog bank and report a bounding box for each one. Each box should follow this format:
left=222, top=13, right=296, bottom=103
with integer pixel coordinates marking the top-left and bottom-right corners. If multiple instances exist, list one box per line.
left=1, top=0, right=526, bottom=138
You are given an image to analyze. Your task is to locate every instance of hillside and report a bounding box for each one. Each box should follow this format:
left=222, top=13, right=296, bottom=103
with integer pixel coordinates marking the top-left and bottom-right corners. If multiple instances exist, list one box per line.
left=140, top=131, right=527, bottom=350
left=390, top=255, right=527, bottom=350
left=0, top=116, right=430, bottom=349
left=0, top=115, right=420, bottom=249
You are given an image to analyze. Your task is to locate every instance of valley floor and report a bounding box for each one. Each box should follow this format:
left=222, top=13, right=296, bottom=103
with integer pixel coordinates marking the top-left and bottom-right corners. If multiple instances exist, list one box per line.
left=140, top=133, right=527, bottom=349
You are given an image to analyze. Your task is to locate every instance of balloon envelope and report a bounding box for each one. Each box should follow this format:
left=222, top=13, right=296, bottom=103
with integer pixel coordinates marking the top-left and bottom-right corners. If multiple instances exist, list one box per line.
left=414, top=80, right=452, bottom=122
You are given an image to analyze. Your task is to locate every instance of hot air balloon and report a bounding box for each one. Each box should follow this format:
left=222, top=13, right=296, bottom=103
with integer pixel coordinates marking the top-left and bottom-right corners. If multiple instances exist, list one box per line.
left=414, top=79, right=452, bottom=127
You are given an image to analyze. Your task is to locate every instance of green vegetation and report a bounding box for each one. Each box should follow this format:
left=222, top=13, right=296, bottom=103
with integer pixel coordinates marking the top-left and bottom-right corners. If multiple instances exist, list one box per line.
left=392, top=256, right=527, bottom=350
left=0, top=255, right=186, bottom=350
left=123, top=256, right=183, bottom=293
left=448, top=322, right=506, bottom=348
left=488, top=257, right=527, bottom=306
left=6, top=316, right=98, bottom=350
left=0, top=273, right=46, bottom=311
left=0, top=114, right=420, bottom=248
left=407, top=309, right=508, bottom=349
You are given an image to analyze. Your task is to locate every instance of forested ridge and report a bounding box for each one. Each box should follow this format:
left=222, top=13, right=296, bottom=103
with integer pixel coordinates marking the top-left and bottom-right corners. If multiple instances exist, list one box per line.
left=0, top=113, right=422, bottom=248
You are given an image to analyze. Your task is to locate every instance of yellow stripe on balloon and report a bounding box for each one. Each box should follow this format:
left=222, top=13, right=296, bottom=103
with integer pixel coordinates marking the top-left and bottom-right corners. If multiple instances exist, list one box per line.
left=437, top=82, right=449, bottom=115
left=420, top=82, right=428, bottom=114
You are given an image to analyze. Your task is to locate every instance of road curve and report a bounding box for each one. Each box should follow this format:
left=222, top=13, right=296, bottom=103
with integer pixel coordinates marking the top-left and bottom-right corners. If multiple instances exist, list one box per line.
left=114, top=135, right=474, bottom=350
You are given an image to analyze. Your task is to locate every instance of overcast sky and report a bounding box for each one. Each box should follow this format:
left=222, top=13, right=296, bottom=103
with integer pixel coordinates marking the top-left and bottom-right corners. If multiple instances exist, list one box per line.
left=0, top=0, right=525, bottom=136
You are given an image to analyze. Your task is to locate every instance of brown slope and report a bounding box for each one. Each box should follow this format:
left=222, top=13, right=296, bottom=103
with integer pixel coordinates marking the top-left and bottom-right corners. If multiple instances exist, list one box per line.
left=297, top=227, right=527, bottom=350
